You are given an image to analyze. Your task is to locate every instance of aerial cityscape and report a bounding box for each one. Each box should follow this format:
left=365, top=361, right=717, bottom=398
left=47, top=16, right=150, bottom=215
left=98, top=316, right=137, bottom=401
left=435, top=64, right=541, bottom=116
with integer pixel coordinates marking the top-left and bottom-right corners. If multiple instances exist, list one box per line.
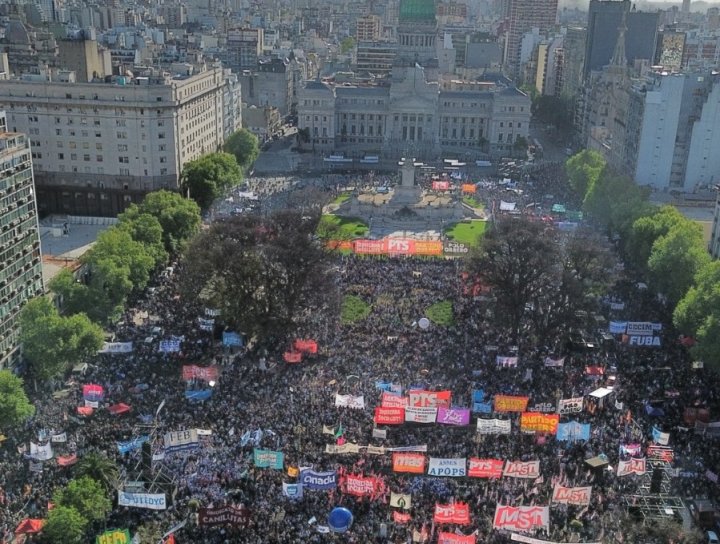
left=0, top=0, right=720, bottom=542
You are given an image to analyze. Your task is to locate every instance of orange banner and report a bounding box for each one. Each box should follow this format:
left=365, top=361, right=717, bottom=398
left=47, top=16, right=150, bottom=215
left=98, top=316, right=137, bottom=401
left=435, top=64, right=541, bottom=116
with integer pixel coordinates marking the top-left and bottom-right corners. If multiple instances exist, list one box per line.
left=414, top=240, right=444, bottom=256
left=392, top=452, right=426, bottom=473
left=326, top=240, right=353, bottom=251
left=494, top=395, right=530, bottom=412
left=520, top=412, right=560, bottom=434
left=461, top=184, right=477, bottom=194
left=353, top=239, right=386, bottom=255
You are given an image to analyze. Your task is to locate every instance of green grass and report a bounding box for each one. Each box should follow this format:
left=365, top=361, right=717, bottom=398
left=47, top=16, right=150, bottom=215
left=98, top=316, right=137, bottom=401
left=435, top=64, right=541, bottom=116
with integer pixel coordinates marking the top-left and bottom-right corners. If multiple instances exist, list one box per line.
left=317, top=214, right=369, bottom=240
left=462, top=196, right=484, bottom=209
left=425, top=300, right=454, bottom=327
left=331, top=192, right=351, bottom=205
left=341, top=295, right=371, bottom=324
left=444, top=221, right=487, bottom=246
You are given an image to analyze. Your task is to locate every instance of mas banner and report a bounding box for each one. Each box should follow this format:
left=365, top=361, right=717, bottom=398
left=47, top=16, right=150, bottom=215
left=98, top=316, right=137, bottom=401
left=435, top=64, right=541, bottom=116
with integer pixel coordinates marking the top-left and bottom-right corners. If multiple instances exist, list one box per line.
left=392, top=452, right=426, bottom=474
left=404, top=406, right=437, bottom=424
left=198, top=505, right=250, bottom=527
left=520, top=413, right=559, bottom=434
left=557, top=398, right=584, bottom=415
left=468, top=458, right=504, bottom=478
left=494, top=395, right=530, bottom=412
left=408, top=390, right=451, bottom=408
left=164, top=429, right=199, bottom=453
left=551, top=485, right=591, bottom=506
left=335, top=394, right=365, bottom=409
left=617, top=458, right=646, bottom=476
left=434, top=502, right=470, bottom=525
left=300, top=469, right=337, bottom=490
left=436, top=408, right=470, bottom=426
left=375, top=407, right=405, bottom=425
left=182, top=365, right=219, bottom=382
left=556, top=422, right=591, bottom=441
left=476, top=418, right=511, bottom=434
left=503, top=460, right=540, bottom=479
left=96, top=529, right=131, bottom=544
left=493, top=505, right=549, bottom=532
left=253, top=449, right=284, bottom=469
left=117, top=491, right=166, bottom=510
left=427, top=457, right=467, bottom=477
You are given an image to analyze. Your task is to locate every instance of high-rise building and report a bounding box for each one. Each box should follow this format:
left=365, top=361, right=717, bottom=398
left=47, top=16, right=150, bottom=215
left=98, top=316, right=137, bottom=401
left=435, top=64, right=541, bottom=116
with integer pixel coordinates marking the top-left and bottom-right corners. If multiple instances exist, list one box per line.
left=0, top=112, right=44, bottom=369
left=357, top=14, right=382, bottom=42
left=0, top=67, right=242, bottom=216
left=584, top=0, right=659, bottom=81
left=504, top=0, right=559, bottom=80
left=682, top=0, right=691, bottom=14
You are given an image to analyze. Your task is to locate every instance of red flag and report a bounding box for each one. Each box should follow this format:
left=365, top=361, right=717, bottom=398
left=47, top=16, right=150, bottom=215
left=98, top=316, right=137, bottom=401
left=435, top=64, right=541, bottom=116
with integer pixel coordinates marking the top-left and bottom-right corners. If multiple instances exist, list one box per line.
left=165, top=536, right=176, bottom=544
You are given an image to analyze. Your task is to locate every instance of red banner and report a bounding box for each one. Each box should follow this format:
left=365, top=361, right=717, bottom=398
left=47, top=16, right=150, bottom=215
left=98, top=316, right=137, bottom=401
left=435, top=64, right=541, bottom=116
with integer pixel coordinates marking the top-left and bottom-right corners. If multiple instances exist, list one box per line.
left=326, top=240, right=353, bottom=251
left=434, top=502, right=470, bottom=525
left=353, top=239, right=386, bottom=255
left=57, top=454, right=78, bottom=467
left=77, top=406, right=93, bottom=416
left=393, top=511, right=411, bottom=524
left=408, top=390, right=452, bottom=408
left=585, top=366, right=604, bottom=376
left=381, top=392, right=408, bottom=408
left=344, top=474, right=380, bottom=497
left=438, top=532, right=476, bottom=544
left=374, top=407, right=405, bottom=425
left=293, top=339, right=318, bottom=354
left=468, top=458, right=503, bottom=478
left=283, top=351, right=303, bottom=363
left=392, top=452, right=426, bottom=473
left=520, top=412, right=560, bottom=434
left=432, top=181, right=450, bottom=191
left=182, top=365, right=219, bottom=382
left=385, top=239, right=415, bottom=255
left=494, top=395, right=530, bottom=412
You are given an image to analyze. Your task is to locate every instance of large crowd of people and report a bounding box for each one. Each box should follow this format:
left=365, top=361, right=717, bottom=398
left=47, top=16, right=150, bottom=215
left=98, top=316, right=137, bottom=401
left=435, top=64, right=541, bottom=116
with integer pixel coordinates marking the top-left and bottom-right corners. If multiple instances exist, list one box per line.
left=1, top=167, right=719, bottom=544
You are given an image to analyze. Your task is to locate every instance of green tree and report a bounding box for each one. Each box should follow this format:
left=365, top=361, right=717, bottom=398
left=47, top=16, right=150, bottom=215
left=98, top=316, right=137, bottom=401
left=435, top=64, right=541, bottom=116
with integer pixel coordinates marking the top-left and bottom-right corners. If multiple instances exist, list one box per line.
left=647, top=221, right=710, bottom=307
left=117, top=209, right=168, bottom=267
left=181, top=152, right=244, bottom=210
left=565, top=150, right=605, bottom=199
left=628, top=205, right=685, bottom=273
left=40, top=506, right=88, bottom=544
left=53, top=476, right=111, bottom=523
left=532, top=95, right=573, bottom=131
left=134, top=190, right=201, bottom=253
left=340, top=36, right=356, bottom=54
left=582, top=169, right=649, bottom=238
left=85, top=228, right=155, bottom=291
left=20, top=297, right=104, bottom=381
left=0, top=370, right=35, bottom=430
left=73, top=452, right=120, bottom=492
left=223, top=129, right=260, bottom=171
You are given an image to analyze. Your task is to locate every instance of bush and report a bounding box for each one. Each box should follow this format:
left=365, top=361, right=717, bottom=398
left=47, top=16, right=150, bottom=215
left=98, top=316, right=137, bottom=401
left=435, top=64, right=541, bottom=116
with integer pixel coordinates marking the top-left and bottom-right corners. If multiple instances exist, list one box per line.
left=341, top=295, right=371, bottom=324
left=425, top=300, right=454, bottom=327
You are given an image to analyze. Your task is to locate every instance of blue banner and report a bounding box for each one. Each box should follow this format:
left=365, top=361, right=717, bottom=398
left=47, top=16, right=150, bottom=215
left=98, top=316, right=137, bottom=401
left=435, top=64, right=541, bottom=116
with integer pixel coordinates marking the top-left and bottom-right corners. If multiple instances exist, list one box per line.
left=117, top=435, right=149, bottom=454
left=556, top=422, right=591, bottom=441
left=299, top=469, right=337, bottom=490
left=473, top=401, right=492, bottom=414
left=159, top=338, right=182, bottom=353
left=185, top=389, right=212, bottom=401
left=222, top=331, right=243, bottom=347
left=375, top=381, right=402, bottom=395
left=282, top=483, right=303, bottom=500
left=609, top=321, right=627, bottom=334
left=253, top=448, right=284, bottom=469
left=472, top=389, right=485, bottom=403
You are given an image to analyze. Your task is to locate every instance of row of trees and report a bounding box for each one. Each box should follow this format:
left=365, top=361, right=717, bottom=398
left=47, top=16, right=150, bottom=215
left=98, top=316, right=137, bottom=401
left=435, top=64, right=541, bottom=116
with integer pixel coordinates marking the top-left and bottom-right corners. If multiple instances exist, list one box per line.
left=566, top=150, right=719, bottom=368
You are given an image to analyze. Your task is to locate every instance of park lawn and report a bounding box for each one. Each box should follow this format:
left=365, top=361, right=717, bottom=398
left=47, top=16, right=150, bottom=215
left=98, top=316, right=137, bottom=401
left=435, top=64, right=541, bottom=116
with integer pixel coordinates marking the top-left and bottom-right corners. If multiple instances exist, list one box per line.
left=341, top=295, right=372, bottom=324
left=317, top=214, right=369, bottom=240
left=425, top=300, right=454, bottom=327
left=462, top=196, right=484, bottom=209
left=444, top=221, right=487, bottom=246
left=331, top=192, right=351, bottom=205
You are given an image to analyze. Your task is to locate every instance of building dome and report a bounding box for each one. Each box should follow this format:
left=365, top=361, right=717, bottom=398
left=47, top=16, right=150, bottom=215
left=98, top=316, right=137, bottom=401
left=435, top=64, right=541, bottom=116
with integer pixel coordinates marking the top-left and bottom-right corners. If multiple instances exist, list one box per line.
left=399, top=0, right=436, bottom=24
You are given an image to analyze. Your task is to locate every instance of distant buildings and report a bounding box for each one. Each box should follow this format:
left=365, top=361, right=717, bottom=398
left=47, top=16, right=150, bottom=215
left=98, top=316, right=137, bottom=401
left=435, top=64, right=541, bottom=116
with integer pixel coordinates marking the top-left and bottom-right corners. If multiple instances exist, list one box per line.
left=0, top=112, right=44, bottom=369
left=504, top=0, right=559, bottom=80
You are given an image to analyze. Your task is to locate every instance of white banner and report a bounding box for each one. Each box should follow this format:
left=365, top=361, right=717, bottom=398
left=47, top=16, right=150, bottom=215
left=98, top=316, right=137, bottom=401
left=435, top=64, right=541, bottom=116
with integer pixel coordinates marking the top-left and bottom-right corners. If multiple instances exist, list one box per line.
left=427, top=458, right=466, bottom=477
left=335, top=394, right=365, bottom=409
left=503, top=460, right=540, bottom=479
left=477, top=418, right=511, bottom=434
left=496, top=356, right=519, bottom=367
left=372, top=428, right=387, bottom=439
left=84, top=399, right=99, bottom=408
left=626, top=322, right=660, bottom=336
left=557, top=397, right=584, bottom=415
left=551, top=485, right=592, bottom=505
left=617, top=458, right=646, bottom=477
left=99, top=342, right=133, bottom=354
left=118, top=491, right=167, bottom=510
left=29, top=442, right=53, bottom=461
left=50, top=432, right=67, bottom=443
left=543, top=357, right=564, bottom=368
left=511, top=534, right=601, bottom=544
left=164, top=429, right=199, bottom=452
left=405, top=406, right=438, bottom=423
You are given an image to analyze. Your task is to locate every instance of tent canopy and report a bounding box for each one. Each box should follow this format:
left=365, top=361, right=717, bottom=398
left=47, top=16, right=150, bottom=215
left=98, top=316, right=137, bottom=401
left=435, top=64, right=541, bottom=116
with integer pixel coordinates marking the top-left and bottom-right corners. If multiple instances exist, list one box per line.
left=589, top=387, right=614, bottom=399
left=108, top=403, right=131, bottom=415
left=15, top=519, right=44, bottom=534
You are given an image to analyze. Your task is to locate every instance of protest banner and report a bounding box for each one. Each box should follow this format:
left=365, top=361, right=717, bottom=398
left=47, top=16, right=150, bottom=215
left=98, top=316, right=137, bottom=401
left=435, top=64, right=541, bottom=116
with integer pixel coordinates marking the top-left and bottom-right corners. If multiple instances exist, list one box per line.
left=388, top=445, right=428, bottom=452
left=366, top=445, right=386, bottom=455
left=543, top=357, right=565, bottom=368
left=427, top=458, right=467, bottom=477
left=164, top=429, right=199, bottom=453
left=96, top=529, right=131, bottom=544
left=353, top=239, right=386, bottom=255
left=434, top=502, right=470, bottom=525
left=476, top=418, right=511, bottom=434
left=374, top=407, right=405, bottom=425
left=117, top=491, right=166, bottom=510
left=294, top=339, right=318, bottom=354
left=185, top=389, right=212, bottom=401
left=376, top=382, right=403, bottom=395
left=117, top=436, right=149, bottom=454
left=432, top=181, right=450, bottom=191
left=436, top=408, right=470, bottom=426
left=468, top=458, right=504, bottom=478
left=344, top=475, right=380, bottom=497
left=556, top=421, right=591, bottom=441
left=181, top=365, right=219, bottom=382
left=159, top=338, right=182, bottom=353
left=372, top=428, right=387, bottom=439
left=494, top=395, right=530, bottom=412
left=253, top=449, right=284, bottom=469
left=98, top=342, right=133, bottom=354
left=493, top=506, right=549, bottom=532
left=557, top=398, right=584, bottom=415
left=300, top=469, right=337, bottom=490
left=82, top=384, right=105, bottom=401
left=57, top=454, right=78, bottom=467
left=647, top=445, right=674, bottom=462
left=325, top=443, right=361, bottom=454
left=609, top=321, right=627, bottom=334
left=407, top=390, right=452, bottom=408
left=85, top=400, right=99, bottom=408
left=404, top=406, right=437, bottom=424
left=283, top=351, right=303, bottom=363
left=282, top=483, right=303, bottom=500
left=393, top=511, right=412, bottom=524
left=520, top=413, right=559, bottom=434
left=617, top=458, right=647, bottom=476
left=503, top=460, right=540, bottom=479
left=461, top=183, right=476, bottom=194
left=392, top=452, right=426, bottom=473
left=626, top=322, right=660, bottom=335
left=390, top=492, right=412, bottom=509
left=510, top=535, right=600, bottom=544
left=551, top=485, right=592, bottom=506
left=29, top=442, right=53, bottom=461
left=438, top=532, right=476, bottom=544
left=222, top=331, right=243, bottom=347
left=619, top=443, right=642, bottom=456
left=414, top=241, right=443, bottom=256
left=50, top=432, right=67, bottom=443
left=652, top=426, right=670, bottom=446
left=335, top=394, right=365, bottom=409
left=381, top=392, right=408, bottom=408
left=198, top=505, right=251, bottom=526
left=496, top=356, right=519, bottom=368
left=198, top=318, right=215, bottom=331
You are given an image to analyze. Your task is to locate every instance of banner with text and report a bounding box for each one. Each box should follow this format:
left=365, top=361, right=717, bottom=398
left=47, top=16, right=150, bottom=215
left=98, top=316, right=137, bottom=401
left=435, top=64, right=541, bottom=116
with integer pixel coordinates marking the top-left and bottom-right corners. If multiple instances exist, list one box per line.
left=300, top=469, right=337, bottom=490
left=503, top=460, right=540, bottom=479
left=494, top=395, right=530, bottom=412
left=557, top=398, right=584, bottom=415
left=436, top=407, right=470, bottom=426
left=117, top=491, right=166, bottom=510
left=335, top=394, right=365, bottom=409
left=520, top=412, right=559, bottom=434
left=392, top=452, right=426, bottom=474
left=427, top=457, right=467, bottom=477
left=434, top=502, right=470, bottom=525
left=404, top=406, right=438, bottom=424
left=551, top=485, right=591, bottom=506
left=375, top=407, right=406, bottom=425
left=253, top=449, right=284, bottom=469
left=408, top=390, right=452, bottom=408
left=468, top=458, right=504, bottom=478
left=198, top=505, right=250, bottom=527
left=476, top=418, right=511, bottom=434
left=493, top=505, right=549, bottom=532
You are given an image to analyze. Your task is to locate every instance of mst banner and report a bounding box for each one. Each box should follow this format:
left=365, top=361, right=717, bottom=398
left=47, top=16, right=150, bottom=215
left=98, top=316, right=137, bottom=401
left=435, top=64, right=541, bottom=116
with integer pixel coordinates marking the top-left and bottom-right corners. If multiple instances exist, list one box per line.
left=551, top=485, right=592, bottom=506
left=198, top=505, right=251, bottom=527
left=503, top=460, right=540, bottom=479
left=493, top=505, right=549, bottom=532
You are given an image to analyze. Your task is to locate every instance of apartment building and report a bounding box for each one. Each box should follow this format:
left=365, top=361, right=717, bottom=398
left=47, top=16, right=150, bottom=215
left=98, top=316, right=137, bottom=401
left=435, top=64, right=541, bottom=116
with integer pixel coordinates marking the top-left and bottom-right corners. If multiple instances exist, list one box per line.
left=0, top=67, right=241, bottom=216
left=0, top=112, right=44, bottom=369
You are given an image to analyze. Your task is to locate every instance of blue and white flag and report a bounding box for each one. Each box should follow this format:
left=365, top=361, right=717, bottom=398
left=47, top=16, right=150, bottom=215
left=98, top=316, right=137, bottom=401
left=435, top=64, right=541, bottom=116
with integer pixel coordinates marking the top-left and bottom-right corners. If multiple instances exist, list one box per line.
left=652, top=426, right=670, bottom=446
left=159, top=337, right=182, bottom=353
left=198, top=318, right=214, bottom=331
left=283, top=482, right=303, bottom=500
left=556, top=422, right=590, bottom=442
left=609, top=321, right=627, bottom=334
left=117, top=435, right=149, bottom=454
left=222, top=331, right=244, bottom=347
left=185, top=389, right=212, bottom=401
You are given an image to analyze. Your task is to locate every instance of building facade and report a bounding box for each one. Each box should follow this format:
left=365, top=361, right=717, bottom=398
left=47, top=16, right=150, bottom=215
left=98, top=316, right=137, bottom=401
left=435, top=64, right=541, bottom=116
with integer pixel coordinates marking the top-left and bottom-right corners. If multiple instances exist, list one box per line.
left=0, top=112, right=44, bottom=369
left=504, top=0, right=559, bottom=80
left=0, top=67, right=241, bottom=216
left=356, top=15, right=382, bottom=42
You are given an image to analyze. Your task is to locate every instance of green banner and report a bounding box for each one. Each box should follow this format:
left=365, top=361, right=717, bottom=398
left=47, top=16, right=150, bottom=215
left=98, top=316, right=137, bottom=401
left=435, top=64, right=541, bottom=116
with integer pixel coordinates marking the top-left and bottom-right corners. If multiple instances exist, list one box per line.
left=96, top=529, right=131, bottom=544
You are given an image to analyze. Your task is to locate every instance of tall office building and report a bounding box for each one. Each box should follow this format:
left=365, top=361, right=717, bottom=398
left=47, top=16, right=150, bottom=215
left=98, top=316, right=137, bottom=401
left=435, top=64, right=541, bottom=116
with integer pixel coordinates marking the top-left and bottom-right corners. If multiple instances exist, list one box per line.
left=584, top=0, right=659, bottom=81
left=504, top=0, right=559, bottom=80
left=357, top=14, right=382, bottom=42
left=0, top=112, right=44, bottom=369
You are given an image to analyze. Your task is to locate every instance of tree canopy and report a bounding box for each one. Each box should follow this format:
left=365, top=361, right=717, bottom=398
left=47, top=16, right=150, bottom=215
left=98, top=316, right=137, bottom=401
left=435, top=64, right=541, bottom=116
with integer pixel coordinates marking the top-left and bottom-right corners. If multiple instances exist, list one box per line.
left=53, top=476, right=111, bottom=523
left=565, top=149, right=605, bottom=198
left=73, top=452, right=119, bottom=492
left=181, top=152, right=244, bottom=210
left=223, top=129, right=260, bottom=171
left=40, top=505, right=88, bottom=544
left=0, top=370, right=34, bottom=430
